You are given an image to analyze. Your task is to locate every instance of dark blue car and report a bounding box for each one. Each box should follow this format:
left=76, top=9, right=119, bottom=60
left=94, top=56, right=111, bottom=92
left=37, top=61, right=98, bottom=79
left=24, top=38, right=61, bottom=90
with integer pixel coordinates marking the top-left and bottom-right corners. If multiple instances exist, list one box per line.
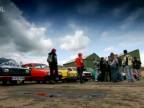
left=0, top=58, right=30, bottom=85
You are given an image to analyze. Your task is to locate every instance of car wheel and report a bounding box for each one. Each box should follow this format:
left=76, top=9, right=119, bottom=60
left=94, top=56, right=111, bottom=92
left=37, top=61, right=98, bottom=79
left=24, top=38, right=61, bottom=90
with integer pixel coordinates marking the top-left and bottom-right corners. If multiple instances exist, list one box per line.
left=18, top=80, right=25, bottom=85
left=62, top=79, right=67, bottom=83
left=10, top=81, right=17, bottom=85
left=2, top=81, right=7, bottom=85
left=42, top=81, right=47, bottom=84
left=36, top=81, right=41, bottom=84
left=83, top=78, right=88, bottom=82
left=22, top=81, right=25, bottom=84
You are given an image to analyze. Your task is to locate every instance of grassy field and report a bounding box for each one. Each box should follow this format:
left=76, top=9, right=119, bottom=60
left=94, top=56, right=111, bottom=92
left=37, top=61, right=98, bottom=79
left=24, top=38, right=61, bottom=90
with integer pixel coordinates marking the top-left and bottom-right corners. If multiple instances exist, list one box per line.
left=0, top=81, right=144, bottom=108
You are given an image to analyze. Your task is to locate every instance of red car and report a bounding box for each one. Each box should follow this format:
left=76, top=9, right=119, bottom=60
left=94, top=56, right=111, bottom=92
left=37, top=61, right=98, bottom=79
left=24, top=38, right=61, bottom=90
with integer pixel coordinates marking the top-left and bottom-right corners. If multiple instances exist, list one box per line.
left=22, top=63, right=62, bottom=83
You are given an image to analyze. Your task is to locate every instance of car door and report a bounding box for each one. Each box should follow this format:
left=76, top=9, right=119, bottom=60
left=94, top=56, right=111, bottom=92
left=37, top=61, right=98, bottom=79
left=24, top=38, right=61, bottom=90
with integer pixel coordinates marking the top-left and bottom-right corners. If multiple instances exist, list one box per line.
left=31, top=64, right=48, bottom=77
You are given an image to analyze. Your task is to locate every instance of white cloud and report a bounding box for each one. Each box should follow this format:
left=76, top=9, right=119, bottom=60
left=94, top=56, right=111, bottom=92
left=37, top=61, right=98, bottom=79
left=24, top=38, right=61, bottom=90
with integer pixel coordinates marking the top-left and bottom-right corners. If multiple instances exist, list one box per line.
left=117, top=31, right=144, bottom=48
left=0, top=0, right=53, bottom=64
left=101, top=31, right=110, bottom=38
left=59, top=54, right=77, bottom=65
left=68, top=22, right=88, bottom=32
left=60, top=30, right=90, bottom=51
left=140, top=52, right=144, bottom=67
left=0, top=0, right=53, bottom=54
left=104, top=46, right=115, bottom=53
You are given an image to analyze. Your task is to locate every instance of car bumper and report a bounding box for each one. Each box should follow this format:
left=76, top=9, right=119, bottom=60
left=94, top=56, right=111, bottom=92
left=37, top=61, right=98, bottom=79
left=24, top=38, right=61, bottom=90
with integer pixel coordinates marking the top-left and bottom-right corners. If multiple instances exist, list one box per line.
left=0, top=76, right=26, bottom=81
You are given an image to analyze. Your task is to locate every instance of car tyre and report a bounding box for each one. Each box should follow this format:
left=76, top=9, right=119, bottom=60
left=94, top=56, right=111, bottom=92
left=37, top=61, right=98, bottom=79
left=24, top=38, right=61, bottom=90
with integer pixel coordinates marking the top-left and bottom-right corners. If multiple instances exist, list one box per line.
left=2, top=81, right=7, bottom=85
left=10, top=81, right=17, bottom=85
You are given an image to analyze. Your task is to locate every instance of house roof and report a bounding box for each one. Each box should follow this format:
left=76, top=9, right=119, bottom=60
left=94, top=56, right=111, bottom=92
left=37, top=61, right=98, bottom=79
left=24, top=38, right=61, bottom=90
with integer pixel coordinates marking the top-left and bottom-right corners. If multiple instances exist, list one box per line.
left=119, top=49, right=141, bottom=60
left=63, top=53, right=100, bottom=65
left=63, top=49, right=141, bottom=65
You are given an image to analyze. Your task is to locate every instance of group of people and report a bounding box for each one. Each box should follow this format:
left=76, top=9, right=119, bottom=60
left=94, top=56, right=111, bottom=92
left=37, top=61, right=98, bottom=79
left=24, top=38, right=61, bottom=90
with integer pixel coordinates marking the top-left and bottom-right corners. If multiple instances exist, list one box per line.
left=98, top=50, right=141, bottom=82
left=47, top=48, right=85, bottom=84
left=47, top=48, right=141, bottom=84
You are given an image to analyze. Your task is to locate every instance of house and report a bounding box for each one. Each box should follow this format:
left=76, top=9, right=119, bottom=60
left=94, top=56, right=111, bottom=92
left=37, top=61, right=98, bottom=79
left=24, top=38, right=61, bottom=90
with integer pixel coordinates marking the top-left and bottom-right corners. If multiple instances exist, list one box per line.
left=120, top=49, right=141, bottom=61
left=63, top=49, right=141, bottom=70
left=63, top=53, right=100, bottom=69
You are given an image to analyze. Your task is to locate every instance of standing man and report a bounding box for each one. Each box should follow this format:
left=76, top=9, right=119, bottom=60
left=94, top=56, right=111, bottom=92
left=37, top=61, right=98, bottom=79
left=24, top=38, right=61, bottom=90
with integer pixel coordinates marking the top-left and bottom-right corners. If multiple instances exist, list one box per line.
left=99, top=57, right=107, bottom=82
left=132, top=57, right=141, bottom=80
left=116, top=54, right=123, bottom=81
left=75, top=53, right=84, bottom=84
left=47, top=48, right=58, bottom=84
left=122, top=50, right=134, bottom=82
left=109, top=53, right=118, bottom=82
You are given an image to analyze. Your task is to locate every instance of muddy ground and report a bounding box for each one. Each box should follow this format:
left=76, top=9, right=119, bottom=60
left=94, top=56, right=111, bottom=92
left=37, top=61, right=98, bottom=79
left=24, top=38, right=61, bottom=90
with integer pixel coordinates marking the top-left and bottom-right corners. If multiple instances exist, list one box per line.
left=0, top=81, right=144, bottom=108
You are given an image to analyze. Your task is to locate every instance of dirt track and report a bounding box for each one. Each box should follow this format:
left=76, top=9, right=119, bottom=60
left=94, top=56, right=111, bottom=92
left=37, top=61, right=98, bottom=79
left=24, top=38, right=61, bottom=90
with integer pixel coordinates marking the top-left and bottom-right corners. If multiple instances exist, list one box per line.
left=0, top=81, right=144, bottom=108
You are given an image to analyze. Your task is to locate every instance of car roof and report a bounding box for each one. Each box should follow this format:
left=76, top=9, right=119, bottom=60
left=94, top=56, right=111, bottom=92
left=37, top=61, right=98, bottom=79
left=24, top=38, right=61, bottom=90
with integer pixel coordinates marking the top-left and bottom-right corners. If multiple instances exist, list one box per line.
left=22, top=63, right=47, bottom=66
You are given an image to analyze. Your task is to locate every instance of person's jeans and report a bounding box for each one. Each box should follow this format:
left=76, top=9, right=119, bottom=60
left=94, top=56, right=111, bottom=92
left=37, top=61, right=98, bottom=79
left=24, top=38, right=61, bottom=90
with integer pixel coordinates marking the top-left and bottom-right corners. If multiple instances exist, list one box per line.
left=133, top=69, right=141, bottom=80
left=110, top=67, right=117, bottom=82
left=117, top=66, right=122, bottom=81
left=124, top=66, right=133, bottom=81
left=77, top=67, right=83, bottom=83
left=94, top=70, right=98, bottom=81
left=50, top=66, right=58, bottom=81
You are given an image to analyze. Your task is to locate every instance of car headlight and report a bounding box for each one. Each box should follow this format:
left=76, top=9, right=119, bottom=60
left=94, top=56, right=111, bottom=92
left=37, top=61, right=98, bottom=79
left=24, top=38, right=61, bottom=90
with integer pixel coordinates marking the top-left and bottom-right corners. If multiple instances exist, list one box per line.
left=3, top=69, right=9, bottom=72
left=25, top=69, right=30, bottom=74
left=82, top=73, right=85, bottom=76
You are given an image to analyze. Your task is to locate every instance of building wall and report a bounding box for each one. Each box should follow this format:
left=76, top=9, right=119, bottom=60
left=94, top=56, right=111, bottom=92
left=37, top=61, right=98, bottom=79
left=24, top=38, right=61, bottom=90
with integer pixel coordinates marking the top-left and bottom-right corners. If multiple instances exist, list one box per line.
left=120, top=49, right=141, bottom=61
left=63, top=50, right=141, bottom=69
left=63, top=53, right=100, bottom=69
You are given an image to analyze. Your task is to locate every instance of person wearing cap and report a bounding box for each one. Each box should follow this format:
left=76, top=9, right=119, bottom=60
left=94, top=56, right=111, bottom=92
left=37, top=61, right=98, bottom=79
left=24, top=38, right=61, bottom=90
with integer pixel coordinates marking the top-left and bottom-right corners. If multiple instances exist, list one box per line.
left=122, top=50, right=134, bottom=82
left=47, top=48, right=58, bottom=84
left=75, top=53, right=84, bottom=84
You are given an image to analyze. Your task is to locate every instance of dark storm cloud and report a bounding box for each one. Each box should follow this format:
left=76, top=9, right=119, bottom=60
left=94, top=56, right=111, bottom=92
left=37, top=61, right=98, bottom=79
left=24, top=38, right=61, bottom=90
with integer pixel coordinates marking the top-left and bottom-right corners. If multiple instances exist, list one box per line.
left=0, top=0, right=53, bottom=54
left=11, top=0, right=144, bottom=20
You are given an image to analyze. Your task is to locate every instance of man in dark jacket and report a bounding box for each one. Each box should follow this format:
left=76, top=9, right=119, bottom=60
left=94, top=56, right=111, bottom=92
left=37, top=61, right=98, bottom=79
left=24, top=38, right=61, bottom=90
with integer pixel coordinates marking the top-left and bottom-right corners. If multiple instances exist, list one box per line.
left=47, top=48, right=58, bottom=83
left=99, top=57, right=108, bottom=82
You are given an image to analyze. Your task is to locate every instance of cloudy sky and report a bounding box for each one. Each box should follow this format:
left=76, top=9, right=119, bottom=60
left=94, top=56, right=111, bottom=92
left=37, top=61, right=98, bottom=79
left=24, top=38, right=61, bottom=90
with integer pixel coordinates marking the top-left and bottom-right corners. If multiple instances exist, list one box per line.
left=0, top=0, right=144, bottom=66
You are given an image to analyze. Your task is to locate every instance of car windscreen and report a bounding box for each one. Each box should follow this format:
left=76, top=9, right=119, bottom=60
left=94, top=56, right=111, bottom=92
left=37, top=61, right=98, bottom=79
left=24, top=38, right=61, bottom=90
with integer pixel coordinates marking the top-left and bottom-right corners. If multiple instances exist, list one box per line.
left=41, top=64, right=48, bottom=69
left=34, top=64, right=48, bottom=69
left=0, top=58, right=20, bottom=67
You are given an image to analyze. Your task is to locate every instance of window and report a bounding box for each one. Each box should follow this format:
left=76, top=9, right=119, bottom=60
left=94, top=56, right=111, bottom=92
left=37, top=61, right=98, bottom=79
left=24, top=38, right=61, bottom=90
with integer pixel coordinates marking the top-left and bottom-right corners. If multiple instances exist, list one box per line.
left=41, top=64, right=48, bottom=69
left=34, top=64, right=41, bottom=69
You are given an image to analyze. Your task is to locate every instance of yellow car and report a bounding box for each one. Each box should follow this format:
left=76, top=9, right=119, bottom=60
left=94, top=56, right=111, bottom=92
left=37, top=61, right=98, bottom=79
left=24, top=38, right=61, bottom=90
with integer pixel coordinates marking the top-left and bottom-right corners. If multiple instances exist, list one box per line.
left=59, top=67, right=78, bottom=81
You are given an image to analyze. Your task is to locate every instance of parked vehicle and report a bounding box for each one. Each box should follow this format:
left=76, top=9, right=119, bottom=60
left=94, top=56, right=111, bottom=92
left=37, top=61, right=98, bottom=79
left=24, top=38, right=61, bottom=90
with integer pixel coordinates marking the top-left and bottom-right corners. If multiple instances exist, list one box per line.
left=59, top=67, right=77, bottom=82
left=22, top=63, right=62, bottom=83
left=59, top=67, right=92, bottom=82
left=83, top=67, right=93, bottom=81
left=0, top=58, right=29, bottom=85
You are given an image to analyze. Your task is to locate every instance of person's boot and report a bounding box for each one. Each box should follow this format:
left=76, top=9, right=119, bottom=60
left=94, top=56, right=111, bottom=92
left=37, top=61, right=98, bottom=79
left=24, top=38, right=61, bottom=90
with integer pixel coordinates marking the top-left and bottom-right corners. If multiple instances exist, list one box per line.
left=80, top=79, right=84, bottom=84
left=56, top=77, right=59, bottom=81
left=49, top=80, right=55, bottom=84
